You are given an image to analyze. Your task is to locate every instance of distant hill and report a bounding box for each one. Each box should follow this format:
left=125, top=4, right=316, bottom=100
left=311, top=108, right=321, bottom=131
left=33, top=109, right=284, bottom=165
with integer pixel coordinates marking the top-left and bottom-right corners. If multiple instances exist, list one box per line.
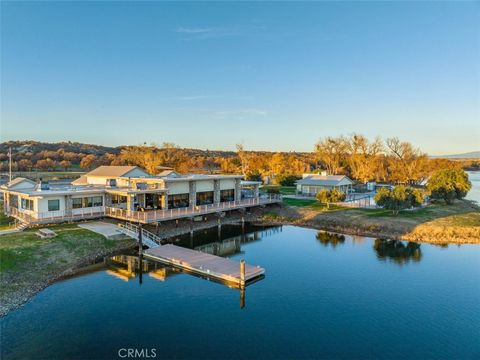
left=0, top=140, right=119, bottom=156
left=431, top=151, right=480, bottom=159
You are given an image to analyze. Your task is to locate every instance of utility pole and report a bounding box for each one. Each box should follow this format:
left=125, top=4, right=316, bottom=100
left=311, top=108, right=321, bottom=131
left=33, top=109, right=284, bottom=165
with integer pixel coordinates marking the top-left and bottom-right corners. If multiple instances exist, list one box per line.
left=8, top=147, right=12, bottom=182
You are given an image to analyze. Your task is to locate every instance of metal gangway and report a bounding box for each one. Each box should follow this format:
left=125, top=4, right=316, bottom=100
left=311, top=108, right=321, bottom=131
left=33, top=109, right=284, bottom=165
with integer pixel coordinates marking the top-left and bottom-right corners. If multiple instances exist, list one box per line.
left=117, top=222, right=162, bottom=248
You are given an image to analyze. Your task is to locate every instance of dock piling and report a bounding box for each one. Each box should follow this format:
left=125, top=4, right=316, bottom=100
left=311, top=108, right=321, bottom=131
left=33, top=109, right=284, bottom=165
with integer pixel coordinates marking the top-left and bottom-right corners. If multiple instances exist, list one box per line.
left=240, top=259, right=245, bottom=285
left=138, top=223, right=143, bottom=256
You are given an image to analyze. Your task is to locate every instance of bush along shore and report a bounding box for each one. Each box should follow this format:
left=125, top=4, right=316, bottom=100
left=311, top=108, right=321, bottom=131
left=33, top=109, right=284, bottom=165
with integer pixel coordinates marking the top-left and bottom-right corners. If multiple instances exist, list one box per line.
left=260, top=199, right=480, bottom=244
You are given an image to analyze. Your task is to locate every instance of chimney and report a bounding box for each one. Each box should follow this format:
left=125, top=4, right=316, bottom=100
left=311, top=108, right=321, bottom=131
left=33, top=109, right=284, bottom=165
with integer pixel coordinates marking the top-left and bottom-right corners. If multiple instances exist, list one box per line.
left=38, top=178, right=50, bottom=191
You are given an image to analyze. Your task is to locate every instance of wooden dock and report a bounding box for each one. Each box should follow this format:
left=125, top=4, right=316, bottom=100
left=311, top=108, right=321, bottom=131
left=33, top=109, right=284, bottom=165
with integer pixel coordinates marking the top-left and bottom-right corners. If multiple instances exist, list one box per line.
left=143, top=244, right=265, bottom=286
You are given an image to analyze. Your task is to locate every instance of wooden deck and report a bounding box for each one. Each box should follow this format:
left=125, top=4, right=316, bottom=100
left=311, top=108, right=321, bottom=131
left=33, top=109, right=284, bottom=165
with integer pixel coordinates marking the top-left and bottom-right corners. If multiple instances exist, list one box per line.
left=105, top=195, right=281, bottom=224
left=144, top=244, right=265, bottom=286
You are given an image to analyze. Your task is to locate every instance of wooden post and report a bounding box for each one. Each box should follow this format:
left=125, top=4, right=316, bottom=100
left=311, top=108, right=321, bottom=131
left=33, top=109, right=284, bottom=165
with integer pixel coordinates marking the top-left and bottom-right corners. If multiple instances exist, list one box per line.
left=127, top=257, right=132, bottom=273
left=240, top=285, right=245, bottom=309
left=240, top=286, right=245, bottom=309
left=138, top=253, right=143, bottom=286
left=240, top=259, right=245, bottom=286
left=138, top=223, right=143, bottom=256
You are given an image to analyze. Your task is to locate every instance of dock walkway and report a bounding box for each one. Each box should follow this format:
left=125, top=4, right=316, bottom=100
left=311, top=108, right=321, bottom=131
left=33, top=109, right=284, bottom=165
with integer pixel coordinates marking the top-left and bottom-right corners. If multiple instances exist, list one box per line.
left=144, top=244, right=265, bottom=285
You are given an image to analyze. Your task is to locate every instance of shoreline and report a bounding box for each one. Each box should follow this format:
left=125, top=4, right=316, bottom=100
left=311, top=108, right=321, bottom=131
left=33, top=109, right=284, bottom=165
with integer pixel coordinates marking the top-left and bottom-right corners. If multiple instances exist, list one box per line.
left=0, top=211, right=261, bottom=318
left=258, top=200, right=480, bottom=245
left=256, top=218, right=480, bottom=245
left=2, top=202, right=479, bottom=317
left=0, top=241, right=137, bottom=318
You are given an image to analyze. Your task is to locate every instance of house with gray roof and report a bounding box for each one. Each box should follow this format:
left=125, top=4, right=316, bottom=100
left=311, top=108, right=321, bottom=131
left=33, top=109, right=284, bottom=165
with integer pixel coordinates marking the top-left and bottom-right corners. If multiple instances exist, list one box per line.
left=296, top=172, right=354, bottom=196
left=1, top=166, right=280, bottom=225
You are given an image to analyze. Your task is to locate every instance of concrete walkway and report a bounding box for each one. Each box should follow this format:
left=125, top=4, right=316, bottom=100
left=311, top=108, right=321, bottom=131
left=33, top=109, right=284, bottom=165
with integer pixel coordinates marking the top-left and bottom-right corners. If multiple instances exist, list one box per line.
left=0, top=228, right=21, bottom=236
left=78, top=221, right=129, bottom=240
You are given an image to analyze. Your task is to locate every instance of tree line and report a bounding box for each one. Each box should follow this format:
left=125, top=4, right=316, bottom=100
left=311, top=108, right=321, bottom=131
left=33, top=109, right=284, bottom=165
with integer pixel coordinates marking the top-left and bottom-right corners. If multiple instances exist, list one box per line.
left=0, top=136, right=474, bottom=186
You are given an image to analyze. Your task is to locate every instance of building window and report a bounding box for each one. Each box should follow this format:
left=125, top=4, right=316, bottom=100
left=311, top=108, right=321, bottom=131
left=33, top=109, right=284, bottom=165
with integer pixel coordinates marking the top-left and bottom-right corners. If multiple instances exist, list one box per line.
left=168, top=193, right=189, bottom=209
left=111, top=195, right=127, bottom=205
left=196, top=191, right=214, bottom=206
left=92, top=196, right=103, bottom=207
left=21, top=198, right=34, bottom=211
left=220, top=189, right=235, bottom=202
left=48, top=199, right=60, bottom=211
left=72, top=196, right=103, bottom=209
left=72, top=198, right=83, bottom=209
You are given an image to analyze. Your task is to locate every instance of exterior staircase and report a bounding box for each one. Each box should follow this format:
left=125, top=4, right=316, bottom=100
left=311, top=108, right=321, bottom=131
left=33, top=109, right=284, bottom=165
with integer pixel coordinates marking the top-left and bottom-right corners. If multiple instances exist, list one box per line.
left=15, top=222, right=29, bottom=231
left=117, top=223, right=161, bottom=248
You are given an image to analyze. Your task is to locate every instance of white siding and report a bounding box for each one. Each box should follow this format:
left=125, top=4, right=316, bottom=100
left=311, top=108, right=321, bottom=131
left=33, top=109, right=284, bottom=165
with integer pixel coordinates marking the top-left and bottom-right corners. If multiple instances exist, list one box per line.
left=72, top=207, right=104, bottom=216
left=219, top=179, right=235, bottom=190
left=85, top=177, right=109, bottom=185
left=10, top=181, right=36, bottom=190
left=166, top=181, right=189, bottom=195
left=196, top=180, right=214, bottom=192
left=37, top=196, right=66, bottom=213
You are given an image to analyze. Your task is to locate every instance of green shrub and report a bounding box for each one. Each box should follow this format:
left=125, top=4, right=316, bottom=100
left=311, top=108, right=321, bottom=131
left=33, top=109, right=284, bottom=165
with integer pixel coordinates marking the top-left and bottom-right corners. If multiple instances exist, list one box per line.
left=276, top=174, right=301, bottom=186
left=427, top=169, right=472, bottom=204
left=316, top=188, right=346, bottom=208
left=374, top=185, right=424, bottom=215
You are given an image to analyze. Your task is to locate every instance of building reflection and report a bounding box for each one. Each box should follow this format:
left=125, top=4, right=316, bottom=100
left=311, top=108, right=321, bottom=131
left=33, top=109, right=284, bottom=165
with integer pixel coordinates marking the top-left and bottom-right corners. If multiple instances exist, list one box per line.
left=103, top=225, right=280, bottom=308
left=315, top=231, right=346, bottom=248
left=373, top=239, right=422, bottom=264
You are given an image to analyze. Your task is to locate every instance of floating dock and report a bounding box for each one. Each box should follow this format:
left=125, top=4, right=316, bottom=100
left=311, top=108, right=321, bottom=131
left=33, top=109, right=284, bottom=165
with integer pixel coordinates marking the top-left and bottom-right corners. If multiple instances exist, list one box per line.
left=144, top=244, right=264, bottom=286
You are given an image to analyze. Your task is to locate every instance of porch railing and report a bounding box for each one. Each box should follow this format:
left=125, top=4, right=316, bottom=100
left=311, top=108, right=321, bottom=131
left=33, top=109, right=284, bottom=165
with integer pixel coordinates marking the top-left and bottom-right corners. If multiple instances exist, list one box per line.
left=6, top=206, right=106, bottom=225
left=105, top=194, right=281, bottom=223
left=5, top=194, right=281, bottom=224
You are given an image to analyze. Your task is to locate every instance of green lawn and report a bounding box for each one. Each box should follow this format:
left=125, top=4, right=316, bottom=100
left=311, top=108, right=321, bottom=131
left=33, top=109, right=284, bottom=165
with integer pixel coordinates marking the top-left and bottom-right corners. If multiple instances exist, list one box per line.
left=282, top=197, right=348, bottom=211
left=262, top=185, right=296, bottom=195
left=353, top=204, right=443, bottom=219
left=282, top=198, right=317, bottom=207
left=0, top=224, right=127, bottom=272
left=0, top=223, right=135, bottom=315
left=0, top=201, right=14, bottom=231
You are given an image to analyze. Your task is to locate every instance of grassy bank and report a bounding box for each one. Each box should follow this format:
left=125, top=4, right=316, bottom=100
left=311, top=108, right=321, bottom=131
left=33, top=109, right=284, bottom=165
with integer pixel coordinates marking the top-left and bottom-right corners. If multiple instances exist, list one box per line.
left=0, top=202, right=15, bottom=231
left=266, top=199, right=480, bottom=244
left=0, top=224, right=135, bottom=316
left=262, top=185, right=296, bottom=195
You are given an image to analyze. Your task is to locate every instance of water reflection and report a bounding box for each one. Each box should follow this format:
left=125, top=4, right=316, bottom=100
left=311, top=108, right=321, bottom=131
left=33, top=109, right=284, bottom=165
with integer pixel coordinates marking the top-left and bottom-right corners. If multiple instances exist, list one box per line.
left=373, top=239, right=422, bottom=264
left=316, top=231, right=346, bottom=248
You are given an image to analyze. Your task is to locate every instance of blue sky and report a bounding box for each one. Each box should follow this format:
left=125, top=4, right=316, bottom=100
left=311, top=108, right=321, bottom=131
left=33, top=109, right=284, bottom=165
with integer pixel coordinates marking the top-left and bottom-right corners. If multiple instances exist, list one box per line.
left=1, top=1, right=479, bottom=154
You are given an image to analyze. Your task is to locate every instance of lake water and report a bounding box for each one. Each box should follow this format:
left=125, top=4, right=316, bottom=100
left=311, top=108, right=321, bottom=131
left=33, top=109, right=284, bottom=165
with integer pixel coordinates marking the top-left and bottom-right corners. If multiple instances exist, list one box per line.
left=467, top=170, right=480, bottom=204
left=1, top=224, right=479, bottom=360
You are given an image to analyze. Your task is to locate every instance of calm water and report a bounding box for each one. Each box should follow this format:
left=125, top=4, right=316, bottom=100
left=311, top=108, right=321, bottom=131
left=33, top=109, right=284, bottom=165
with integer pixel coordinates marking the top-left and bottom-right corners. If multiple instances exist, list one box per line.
left=467, top=171, right=480, bottom=203
left=1, top=224, right=479, bottom=360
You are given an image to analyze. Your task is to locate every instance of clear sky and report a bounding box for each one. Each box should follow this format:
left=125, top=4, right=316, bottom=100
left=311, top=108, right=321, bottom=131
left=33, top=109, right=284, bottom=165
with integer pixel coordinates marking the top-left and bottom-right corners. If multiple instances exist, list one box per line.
left=1, top=1, right=479, bottom=154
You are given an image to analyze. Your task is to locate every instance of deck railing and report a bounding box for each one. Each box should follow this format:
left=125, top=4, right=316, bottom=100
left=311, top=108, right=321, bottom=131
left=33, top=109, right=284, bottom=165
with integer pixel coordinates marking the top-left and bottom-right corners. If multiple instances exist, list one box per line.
left=117, top=222, right=162, bottom=248
left=6, top=206, right=106, bottom=225
left=5, top=194, right=281, bottom=225
left=105, top=195, right=281, bottom=223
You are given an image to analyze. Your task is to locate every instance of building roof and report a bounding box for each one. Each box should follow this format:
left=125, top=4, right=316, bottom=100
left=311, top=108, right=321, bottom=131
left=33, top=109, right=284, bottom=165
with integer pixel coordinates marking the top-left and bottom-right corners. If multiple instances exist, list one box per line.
left=83, top=166, right=149, bottom=178
left=296, top=174, right=353, bottom=187
left=2, top=177, right=36, bottom=189
left=162, top=174, right=242, bottom=182
left=157, top=170, right=182, bottom=178
left=71, top=175, right=88, bottom=185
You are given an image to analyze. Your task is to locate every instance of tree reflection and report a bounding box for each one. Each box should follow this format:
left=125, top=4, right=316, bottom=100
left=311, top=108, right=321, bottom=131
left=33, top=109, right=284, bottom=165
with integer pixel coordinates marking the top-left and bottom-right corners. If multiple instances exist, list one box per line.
left=316, top=231, right=346, bottom=248
left=373, top=239, right=422, bottom=264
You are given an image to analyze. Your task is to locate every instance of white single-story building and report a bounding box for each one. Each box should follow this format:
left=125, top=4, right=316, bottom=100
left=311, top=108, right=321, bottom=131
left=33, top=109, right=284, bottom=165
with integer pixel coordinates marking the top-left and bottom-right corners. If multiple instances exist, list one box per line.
left=1, top=166, right=278, bottom=225
left=296, top=172, right=354, bottom=196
